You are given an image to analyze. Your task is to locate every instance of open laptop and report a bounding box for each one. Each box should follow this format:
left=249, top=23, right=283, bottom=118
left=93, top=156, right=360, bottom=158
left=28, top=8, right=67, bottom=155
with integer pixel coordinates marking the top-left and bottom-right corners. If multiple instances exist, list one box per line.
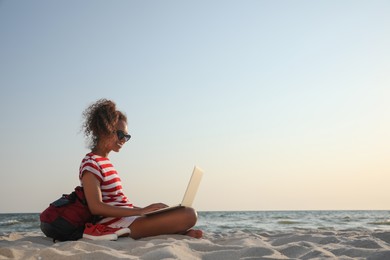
left=144, top=166, right=204, bottom=216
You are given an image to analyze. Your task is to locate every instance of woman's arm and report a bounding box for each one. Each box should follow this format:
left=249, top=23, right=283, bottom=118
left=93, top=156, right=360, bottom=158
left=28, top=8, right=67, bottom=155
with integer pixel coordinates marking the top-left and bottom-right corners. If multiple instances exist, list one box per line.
left=82, top=171, right=166, bottom=217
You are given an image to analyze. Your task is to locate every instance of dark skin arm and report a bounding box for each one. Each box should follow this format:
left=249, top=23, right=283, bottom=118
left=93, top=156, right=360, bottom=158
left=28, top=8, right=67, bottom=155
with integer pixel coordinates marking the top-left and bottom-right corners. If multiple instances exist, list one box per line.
left=81, top=171, right=166, bottom=217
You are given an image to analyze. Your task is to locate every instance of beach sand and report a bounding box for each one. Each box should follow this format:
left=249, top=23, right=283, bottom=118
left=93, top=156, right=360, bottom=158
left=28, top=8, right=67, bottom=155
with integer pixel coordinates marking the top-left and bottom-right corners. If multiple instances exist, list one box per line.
left=1, top=230, right=390, bottom=259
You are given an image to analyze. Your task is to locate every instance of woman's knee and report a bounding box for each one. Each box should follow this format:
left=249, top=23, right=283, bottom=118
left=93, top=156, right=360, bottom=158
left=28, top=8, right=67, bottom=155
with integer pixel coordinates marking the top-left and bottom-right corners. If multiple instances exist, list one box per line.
left=182, top=207, right=197, bottom=227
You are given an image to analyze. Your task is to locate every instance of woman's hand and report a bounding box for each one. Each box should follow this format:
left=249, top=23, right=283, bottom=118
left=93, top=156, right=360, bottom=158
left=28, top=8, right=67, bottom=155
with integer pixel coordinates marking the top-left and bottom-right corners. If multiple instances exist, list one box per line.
left=141, top=203, right=168, bottom=215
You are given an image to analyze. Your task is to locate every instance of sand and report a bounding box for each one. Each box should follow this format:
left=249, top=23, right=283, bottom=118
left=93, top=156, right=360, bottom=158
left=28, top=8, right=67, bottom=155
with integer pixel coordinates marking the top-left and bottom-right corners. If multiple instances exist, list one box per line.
left=1, top=230, right=390, bottom=259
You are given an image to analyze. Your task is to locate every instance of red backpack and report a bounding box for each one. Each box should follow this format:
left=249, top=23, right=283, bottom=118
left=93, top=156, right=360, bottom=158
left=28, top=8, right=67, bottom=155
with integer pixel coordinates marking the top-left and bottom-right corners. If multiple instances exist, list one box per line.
left=40, top=186, right=99, bottom=242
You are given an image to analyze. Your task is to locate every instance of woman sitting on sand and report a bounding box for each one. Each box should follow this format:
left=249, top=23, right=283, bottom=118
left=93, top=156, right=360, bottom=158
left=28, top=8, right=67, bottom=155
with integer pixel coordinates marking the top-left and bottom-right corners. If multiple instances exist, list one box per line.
left=80, top=99, right=202, bottom=239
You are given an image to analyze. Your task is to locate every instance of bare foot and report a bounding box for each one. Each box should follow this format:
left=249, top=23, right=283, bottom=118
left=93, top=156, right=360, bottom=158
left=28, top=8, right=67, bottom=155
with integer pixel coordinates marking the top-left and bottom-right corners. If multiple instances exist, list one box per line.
left=185, top=229, right=203, bottom=239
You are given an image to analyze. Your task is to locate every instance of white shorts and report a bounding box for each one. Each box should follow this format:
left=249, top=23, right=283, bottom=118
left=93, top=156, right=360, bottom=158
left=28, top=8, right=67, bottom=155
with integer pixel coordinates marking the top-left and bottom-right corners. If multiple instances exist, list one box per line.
left=98, top=216, right=140, bottom=229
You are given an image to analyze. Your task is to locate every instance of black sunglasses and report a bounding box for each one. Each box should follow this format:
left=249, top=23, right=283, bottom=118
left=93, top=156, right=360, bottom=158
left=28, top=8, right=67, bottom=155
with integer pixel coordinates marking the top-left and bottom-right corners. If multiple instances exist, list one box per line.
left=116, top=130, right=131, bottom=142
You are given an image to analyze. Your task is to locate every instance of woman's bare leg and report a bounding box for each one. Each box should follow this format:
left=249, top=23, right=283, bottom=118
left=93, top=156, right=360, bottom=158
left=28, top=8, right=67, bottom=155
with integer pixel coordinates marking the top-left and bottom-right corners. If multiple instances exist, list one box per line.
left=129, top=207, right=202, bottom=239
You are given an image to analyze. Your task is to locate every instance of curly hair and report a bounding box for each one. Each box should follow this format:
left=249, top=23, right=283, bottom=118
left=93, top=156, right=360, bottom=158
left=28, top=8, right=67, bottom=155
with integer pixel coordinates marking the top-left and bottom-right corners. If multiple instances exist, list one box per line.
left=82, top=99, right=127, bottom=149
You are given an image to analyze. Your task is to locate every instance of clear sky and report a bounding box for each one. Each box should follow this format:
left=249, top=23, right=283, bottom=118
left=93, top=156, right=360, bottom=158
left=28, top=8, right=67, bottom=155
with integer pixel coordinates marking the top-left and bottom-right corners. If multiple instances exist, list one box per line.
left=0, top=1, right=389, bottom=213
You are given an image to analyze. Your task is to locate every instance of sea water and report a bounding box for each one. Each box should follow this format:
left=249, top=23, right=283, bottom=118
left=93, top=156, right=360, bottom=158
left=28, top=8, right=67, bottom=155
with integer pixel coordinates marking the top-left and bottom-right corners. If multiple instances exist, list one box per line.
left=195, top=211, right=390, bottom=234
left=1, top=211, right=390, bottom=236
left=0, top=213, right=40, bottom=234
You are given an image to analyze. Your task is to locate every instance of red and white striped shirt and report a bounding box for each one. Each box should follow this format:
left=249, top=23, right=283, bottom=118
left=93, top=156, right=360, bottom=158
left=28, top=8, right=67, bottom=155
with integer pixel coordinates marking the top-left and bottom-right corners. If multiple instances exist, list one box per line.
left=79, top=153, right=133, bottom=224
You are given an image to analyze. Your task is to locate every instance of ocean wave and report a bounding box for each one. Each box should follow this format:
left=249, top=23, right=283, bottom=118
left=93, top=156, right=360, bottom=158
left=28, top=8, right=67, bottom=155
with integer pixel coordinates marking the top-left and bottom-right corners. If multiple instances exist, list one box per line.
left=277, top=220, right=301, bottom=225
left=369, top=220, right=390, bottom=226
left=0, top=220, right=20, bottom=226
